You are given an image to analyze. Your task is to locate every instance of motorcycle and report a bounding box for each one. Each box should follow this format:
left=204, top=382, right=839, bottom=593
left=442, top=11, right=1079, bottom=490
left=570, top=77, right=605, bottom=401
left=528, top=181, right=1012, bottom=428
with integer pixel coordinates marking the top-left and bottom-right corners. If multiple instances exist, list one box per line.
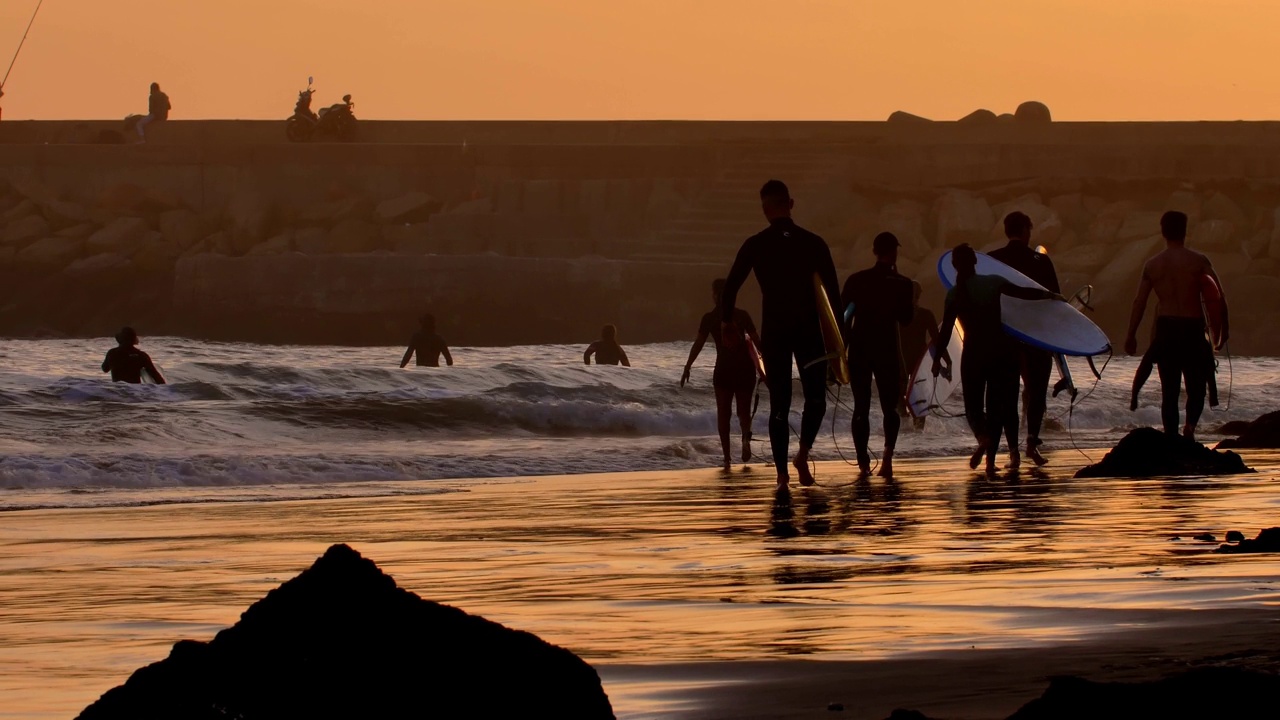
left=286, top=77, right=357, bottom=142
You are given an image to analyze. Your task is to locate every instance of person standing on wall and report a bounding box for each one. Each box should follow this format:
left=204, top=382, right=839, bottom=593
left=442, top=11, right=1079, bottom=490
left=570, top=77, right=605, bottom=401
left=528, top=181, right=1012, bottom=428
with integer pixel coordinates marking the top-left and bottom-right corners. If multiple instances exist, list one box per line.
left=989, top=211, right=1060, bottom=466
left=840, top=232, right=914, bottom=478
left=135, top=82, right=170, bottom=143
left=721, top=180, right=841, bottom=490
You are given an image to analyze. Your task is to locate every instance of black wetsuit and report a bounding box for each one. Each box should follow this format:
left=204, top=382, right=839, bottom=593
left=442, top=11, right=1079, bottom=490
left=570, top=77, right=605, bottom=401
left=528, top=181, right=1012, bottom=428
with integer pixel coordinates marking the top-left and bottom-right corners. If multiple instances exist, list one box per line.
left=989, top=242, right=1059, bottom=448
left=1149, top=317, right=1214, bottom=435
left=406, top=331, right=449, bottom=367
left=722, top=217, right=840, bottom=470
left=587, top=340, right=627, bottom=366
left=841, top=262, right=913, bottom=461
left=699, top=308, right=758, bottom=391
left=102, top=346, right=162, bottom=384
left=938, top=274, right=1051, bottom=459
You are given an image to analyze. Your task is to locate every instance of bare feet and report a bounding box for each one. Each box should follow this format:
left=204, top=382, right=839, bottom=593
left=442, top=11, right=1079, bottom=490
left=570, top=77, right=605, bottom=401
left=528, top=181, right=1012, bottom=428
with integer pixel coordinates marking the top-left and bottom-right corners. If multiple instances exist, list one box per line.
left=722, top=456, right=732, bottom=472
left=857, top=459, right=872, bottom=478
left=1183, top=425, right=1196, bottom=442
left=1027, top=444, right=1048, bottom=467
left=877, top=450, right=894, bottom=479
left=969, top=443, right=986, bottom=470
left=742, top=434, right=752, bottom=464
left=1008, top=449, right=1021, bottom=470
left=985, top=456, right=998, bottom=475
left=794, top=448, right=816, bottom=486
left=776, top=474, right=790, bottom=489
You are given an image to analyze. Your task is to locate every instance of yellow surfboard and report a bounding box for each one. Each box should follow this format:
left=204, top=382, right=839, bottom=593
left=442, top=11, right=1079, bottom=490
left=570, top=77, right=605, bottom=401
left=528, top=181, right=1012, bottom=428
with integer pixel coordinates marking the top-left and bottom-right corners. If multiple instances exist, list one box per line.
left=812, top=273, right=851, bottom=386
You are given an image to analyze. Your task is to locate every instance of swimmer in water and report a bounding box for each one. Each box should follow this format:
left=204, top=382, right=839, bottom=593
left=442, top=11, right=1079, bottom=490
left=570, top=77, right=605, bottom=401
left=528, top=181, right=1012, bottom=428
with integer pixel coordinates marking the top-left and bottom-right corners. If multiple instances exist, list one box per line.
left=584, top=324, right=631, bottom=366
left=101, top=327, right=166, bottom=384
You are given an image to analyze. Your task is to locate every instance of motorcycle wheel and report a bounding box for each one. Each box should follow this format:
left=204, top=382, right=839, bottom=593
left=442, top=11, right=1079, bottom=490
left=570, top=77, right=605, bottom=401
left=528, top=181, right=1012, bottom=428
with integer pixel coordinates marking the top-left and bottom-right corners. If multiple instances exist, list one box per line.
left=285, top=117, right=311, bottom=143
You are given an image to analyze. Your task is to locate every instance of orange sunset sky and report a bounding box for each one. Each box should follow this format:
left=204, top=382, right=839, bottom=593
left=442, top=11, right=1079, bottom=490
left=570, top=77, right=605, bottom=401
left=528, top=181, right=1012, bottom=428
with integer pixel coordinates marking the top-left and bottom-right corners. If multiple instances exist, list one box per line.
left=0, top=0, right=1276, bottom=121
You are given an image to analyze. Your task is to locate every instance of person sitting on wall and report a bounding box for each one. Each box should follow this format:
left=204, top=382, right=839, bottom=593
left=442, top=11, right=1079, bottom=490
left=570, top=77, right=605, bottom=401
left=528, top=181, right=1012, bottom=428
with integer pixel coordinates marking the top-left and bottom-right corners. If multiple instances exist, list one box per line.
left=135, top=82, right=171, bottom=143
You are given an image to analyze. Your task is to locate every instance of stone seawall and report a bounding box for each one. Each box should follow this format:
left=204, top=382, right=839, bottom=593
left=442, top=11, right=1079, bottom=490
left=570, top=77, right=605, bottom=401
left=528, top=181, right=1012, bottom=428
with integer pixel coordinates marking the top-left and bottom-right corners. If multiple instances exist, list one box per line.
left=0, top=120, right=1278, bottom=351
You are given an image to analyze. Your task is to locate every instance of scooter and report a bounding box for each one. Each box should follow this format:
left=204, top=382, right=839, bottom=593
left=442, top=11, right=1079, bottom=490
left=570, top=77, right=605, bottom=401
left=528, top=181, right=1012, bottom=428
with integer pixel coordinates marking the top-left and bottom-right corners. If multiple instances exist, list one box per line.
left=285, top=77, right=357, bottom=142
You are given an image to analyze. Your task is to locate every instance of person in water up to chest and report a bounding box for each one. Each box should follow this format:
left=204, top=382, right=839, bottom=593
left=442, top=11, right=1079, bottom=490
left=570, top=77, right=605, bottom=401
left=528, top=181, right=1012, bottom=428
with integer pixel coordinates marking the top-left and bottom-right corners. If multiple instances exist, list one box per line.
left=584, top=324, right=630, bottom=366
left=101, top=327, right=166, bottom=384
left=400, top=314, right=453, bottom=368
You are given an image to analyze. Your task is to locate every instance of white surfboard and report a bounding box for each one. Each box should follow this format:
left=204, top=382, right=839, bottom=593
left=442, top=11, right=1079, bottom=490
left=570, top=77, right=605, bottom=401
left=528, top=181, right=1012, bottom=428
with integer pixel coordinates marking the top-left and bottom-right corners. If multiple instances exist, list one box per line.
left=906, top=321, right=964, bottom=419
left=937, top=251, right=1110, bottom=357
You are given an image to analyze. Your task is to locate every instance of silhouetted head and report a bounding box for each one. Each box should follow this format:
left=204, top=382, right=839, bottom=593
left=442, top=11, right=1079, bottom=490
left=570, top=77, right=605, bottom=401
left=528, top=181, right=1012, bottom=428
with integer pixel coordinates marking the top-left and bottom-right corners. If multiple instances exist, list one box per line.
left=873, top=232, right=900, bottom=264
left=419, top=314, right=436, bottom=332
left=1003, top=211, right=1033, bottom=244
left=1161, top=211, right=1188, bottom=243
left=602, top=324, right=618, bottom=343
left=759, top=180, right=793, bottom=221
left=150, top=83, right=160, bottom=94
left=911, top=280, right=923, bottom=305
left=116, top=326, right=138, bottom=346
left=951, top=244, right=978, bottom=278
left=711, top=278, right=726, bottom=306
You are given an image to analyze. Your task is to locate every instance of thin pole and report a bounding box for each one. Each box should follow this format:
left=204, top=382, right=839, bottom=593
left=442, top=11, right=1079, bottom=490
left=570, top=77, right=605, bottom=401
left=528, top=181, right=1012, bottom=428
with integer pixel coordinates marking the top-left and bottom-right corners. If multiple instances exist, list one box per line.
left=2, top=0, right=45, bottom=91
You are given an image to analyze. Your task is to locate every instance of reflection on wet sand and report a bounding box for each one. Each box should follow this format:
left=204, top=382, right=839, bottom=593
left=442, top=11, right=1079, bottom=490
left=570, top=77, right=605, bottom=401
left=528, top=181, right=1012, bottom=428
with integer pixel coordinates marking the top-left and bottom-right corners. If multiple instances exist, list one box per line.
left=1, top=451, right=1279, bottom=718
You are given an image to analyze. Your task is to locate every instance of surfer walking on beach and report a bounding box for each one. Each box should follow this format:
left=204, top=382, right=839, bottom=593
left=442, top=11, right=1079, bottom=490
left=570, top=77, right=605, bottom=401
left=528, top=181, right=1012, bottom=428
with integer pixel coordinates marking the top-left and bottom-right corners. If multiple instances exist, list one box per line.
left=989, top=212, right=1060, bottom=466
left=102, top=327, right=166, bottom=384
left=400, top=314, right=453, bottom=368
left=721, top=180, right=841, bottom=489
left=1123, top=211, right=1228, bottom=441
left=841, top=232, right=913, bottom=478
left=682, top=278, right=762, bottom=470
left=584, top=324, right=630, bottom=366
left=933, top=245, right=1062, bottom=473
left=900, top=281, right=939, bottom=431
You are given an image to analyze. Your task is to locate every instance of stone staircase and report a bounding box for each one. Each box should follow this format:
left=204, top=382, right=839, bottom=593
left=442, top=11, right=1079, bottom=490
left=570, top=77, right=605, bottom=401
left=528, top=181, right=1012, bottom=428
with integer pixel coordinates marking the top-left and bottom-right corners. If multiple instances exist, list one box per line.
left=629, top=147, right=847, bottom=264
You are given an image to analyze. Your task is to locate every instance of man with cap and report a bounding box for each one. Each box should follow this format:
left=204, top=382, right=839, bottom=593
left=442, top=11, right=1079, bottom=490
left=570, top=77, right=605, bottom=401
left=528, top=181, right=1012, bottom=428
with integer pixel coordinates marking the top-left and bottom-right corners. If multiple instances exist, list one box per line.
left=840, top=232, right=914, bottom=477
left=989, top=211, right=1060, bottom=466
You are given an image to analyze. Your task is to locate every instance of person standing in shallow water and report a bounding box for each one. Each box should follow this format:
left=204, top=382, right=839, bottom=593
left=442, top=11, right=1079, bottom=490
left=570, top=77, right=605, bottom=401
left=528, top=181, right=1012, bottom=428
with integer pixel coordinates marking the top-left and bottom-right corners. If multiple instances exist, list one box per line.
left=841, top=232, right=913, bottom=478
left=102, top=327, right=166, bottom=384
left=900, top=280, right=940, bottom=431
left=721, top=179, right=841, bottom=490
left=933, top=244, right=1063, bottom=474
left=682, top=278, right=762, bottom=471
left=584, top=324, right=630, bottom=366
left=1124, top=210, right=1228, bottom=441
left=989, top=211, right=1060, bottom=467
left=400, top=314, right=453, bottom=368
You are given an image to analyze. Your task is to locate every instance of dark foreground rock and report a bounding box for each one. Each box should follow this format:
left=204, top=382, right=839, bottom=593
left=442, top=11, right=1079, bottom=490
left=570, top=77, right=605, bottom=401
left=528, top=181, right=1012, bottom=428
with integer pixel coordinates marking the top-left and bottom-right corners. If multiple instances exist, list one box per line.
left=1005, top=667, right=1278, bottom=719
left=77, top=544, right=615, bottom=720
left=1075, top=427, right=1254, bottom=478
left=1216, top=410, right=1280, bottom=449
left=1216, top=527, right=1280, bottom=554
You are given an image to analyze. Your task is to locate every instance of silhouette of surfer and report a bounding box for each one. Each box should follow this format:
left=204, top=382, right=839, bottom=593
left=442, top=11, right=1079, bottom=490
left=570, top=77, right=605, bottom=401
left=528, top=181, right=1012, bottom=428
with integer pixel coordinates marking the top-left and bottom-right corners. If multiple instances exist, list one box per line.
left=900, top=281, right=939, bottom=430
left=584, top=324, right=630, bottom=366
left=101, top=327, right=166, bottom=384
left=933, top=245, right=1062, bottom=473
left=682, top=278, right=761, bottom=471
left=989, top=211, right=1060, bottom=467
left=400, top=314, right=453, bottom=368
left=1124, top=211, right=1228, bottom=440
left=841, top=232, right=913, bottom=478
left=721, top=180, right=841, bottom=489
left=135, top=82, right=171, bottom=143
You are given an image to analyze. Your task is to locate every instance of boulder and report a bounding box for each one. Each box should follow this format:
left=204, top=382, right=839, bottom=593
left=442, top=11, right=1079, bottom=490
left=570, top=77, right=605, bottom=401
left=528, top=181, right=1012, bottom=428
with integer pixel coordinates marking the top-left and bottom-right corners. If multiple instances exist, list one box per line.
left=958, top=108, right=997, bottom=124
left=86, top=217, right=150, bottom=256
left=1243, top=230, right=1269, bottom=259
left=247, top=232, right=294, bottom=256
left=1215, top=527, right=1280, bottom=554
left=324, top=219, right=382, bottom=254
left=990, top=195, right=1062, bottom=247
left=1053, top=244, right=1113, bottom=273
left=1164, top=189, right=1202, bottom=224
left=3, top=214, right=51, bottom=247
left=298, top=196, right=375, bottom=226
left=17, top=237, right=82, bottom=270
left=1084, top=201, right=1139, bottom=245
left=373, top=191, right=441, bottom=225
left=1116, top=211, right=1163, bottom=242
left=96, top=182, right=149, bottom=215
left=292, top=227, right=328, bottom=255
left=1006, top=667, right=1280, bottom=719
left=0, top=245, right=13, bottom=269
left=159, top=209, right=208, bottom=251
left=1190, top=219, right=1236, bottom=251
left=996, top=113, right=1016, bottom=123
left=1090, top=235, right=1161, bottom=306
left=225, top=189, right=276, bottom=254
left=1202, top=191, right=1249, bottom=227
left=2, top=198, right=38, bottom=224
left=1247, top=257, right=1279, bottom=276
left=446, top=197, right=493, bottom=215
left=1216, top=410, right=1280, bottom=449
left=41, top=199, right=88, bottom=230
left=75, top=544, right=615, bottom=720
left=1074, top=427, right=1253, bottom=478
left=65, top=252, right=131, bottom=275
left=383, top=223, right=433, bottom=254
left=1203, top=251, right=1248, bottom=279
left=1013, top=101, right=1052, bottom=124
left=887, top=110, right=932, bottom=123
left=932, top=190, right=993, bottom=247
left=132, top=234, right=182, bottom=270
left=56, top=223, right=97, bottom=240
left=877, top=200, right=930, bottom=260
left=8, top=174, right=59, bottom=205
left=1048, top=193, right=1091, bottom=232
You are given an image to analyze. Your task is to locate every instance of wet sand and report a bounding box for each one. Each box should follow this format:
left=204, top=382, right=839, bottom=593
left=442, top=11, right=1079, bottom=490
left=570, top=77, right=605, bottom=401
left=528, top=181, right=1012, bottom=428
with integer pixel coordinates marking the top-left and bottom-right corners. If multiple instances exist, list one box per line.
left=2, top=450, right=1279, bottom=718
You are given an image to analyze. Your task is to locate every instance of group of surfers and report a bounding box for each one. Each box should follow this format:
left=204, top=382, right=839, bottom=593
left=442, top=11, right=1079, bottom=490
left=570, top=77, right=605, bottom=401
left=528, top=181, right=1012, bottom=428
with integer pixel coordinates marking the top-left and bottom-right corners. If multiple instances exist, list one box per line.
left=103, top=179, right=1228, bottom=488
left=689, top=180, right=1227, bottom=487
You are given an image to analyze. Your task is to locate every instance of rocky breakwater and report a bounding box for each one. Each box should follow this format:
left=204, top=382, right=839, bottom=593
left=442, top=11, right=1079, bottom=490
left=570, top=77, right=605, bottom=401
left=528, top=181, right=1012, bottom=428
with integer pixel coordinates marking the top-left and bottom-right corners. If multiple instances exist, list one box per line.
left=77, top=544, right=615, bottom=720
left=1075, top=427, right=1253, bottom=478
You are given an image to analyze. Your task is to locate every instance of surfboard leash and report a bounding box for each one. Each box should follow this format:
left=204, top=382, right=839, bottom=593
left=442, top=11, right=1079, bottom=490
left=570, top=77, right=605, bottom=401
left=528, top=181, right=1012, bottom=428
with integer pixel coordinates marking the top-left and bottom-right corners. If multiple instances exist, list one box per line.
left=1062, top=348, right=1112, bottom=465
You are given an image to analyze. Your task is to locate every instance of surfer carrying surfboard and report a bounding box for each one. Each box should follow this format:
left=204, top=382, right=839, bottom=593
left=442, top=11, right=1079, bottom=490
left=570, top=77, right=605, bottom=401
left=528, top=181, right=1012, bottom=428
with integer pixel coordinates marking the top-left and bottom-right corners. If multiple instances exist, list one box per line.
left=990, top=211, right=1061, bottom=467
left=682, top=278, right=763, bottom=471
left=840, top=232, right=914, bottom=478
left=1123, top=211, right=1229, bottom=441
left=721, top=180, right=841, bottom=489
left=932, top=245, right=1063, bottom=474
left=101, top=327, right=166, bottom=385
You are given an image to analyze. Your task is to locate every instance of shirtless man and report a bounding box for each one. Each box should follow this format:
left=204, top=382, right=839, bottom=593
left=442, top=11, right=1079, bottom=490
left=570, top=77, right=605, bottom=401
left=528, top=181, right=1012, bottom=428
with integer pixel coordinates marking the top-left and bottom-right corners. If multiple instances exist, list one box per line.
left=1124, top=211, right=1228, bottom=440
left=400, top=314, right=454, bottom=368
